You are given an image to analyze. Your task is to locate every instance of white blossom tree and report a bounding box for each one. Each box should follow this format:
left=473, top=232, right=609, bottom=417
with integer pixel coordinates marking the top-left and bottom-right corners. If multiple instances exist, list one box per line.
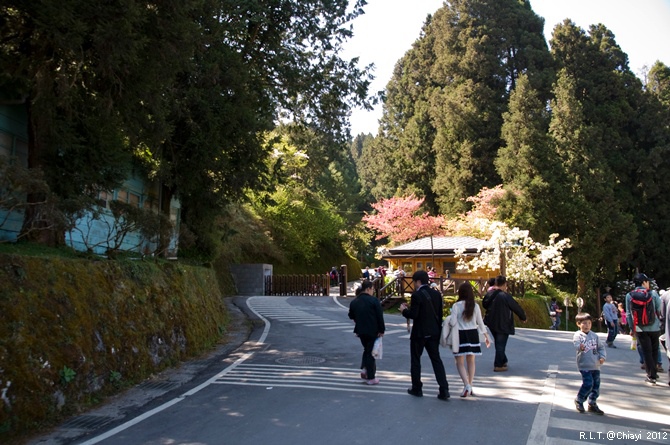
left=455, top=220, right=571, bottom=288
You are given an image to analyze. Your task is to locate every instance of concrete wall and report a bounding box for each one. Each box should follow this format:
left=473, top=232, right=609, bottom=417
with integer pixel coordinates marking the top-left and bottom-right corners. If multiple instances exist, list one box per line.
left=229, top=263, right=273, bottom=296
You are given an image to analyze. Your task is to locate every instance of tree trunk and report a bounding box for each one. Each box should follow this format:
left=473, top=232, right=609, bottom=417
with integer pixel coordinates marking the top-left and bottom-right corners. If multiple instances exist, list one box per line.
left=576, top=276, right=588, bottom=298
left=158, top=183, right=175, bottom=257
left=18, top=101, right=63, bottom=246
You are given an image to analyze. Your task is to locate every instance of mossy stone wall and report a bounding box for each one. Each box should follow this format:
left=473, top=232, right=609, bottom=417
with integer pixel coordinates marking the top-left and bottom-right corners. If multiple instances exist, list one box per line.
left=0, top=254, right=229, bottom=440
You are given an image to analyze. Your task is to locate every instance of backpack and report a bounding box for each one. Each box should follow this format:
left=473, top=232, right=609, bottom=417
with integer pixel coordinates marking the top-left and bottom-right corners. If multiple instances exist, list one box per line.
left=629, top=288, right=655, bottom=328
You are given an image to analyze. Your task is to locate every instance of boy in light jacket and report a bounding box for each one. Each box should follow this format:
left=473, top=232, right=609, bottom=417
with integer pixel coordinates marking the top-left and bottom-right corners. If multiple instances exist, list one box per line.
left=573, top=312, right=606, bottom=414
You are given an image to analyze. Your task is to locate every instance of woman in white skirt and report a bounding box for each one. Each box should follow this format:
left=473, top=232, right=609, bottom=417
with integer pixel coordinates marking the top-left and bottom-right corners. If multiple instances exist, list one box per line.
left=450, top=282, right=490, bottom=397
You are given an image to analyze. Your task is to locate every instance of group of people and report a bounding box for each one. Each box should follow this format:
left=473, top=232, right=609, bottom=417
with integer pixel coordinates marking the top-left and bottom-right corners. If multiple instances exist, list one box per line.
left=361, top=266, right=386, bottom=280
left=601, top=293, right=629, bottom=346
left=348, top=269, right=670, bottom=413
left=624, top=273, right=668, bottom=385
left=600, top=274, right=668, bottom=382
left=348, top=271, right=526, bottom=399
left=572, top=272, right=670, bottom=417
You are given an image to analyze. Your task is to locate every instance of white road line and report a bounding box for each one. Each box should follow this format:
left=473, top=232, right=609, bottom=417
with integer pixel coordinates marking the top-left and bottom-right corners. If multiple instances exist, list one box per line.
left=512, top=335, right=546, bottom=344
left=333, top=295, right=349, bottom=310
left=213, top=364, right=549, bottom=404
left=78, top=297, right=272, bottom=444
left=526, top=365, right=558, bottom=445
left=249, top=296, right=413, bottom=337
left=303, top=322, right=351, bottom=327
left=78, top=352, right=255, bottom=445
left=384, top=329, right=409, bottom=335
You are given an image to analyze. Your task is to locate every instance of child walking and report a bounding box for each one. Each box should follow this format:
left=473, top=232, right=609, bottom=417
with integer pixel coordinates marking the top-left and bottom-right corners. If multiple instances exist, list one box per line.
left=573, top=313, right=606, bottom=414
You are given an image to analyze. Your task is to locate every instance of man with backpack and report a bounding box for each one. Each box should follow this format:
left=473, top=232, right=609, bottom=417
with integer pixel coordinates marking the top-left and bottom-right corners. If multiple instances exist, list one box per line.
left=625, top=273, right=662, bottom=385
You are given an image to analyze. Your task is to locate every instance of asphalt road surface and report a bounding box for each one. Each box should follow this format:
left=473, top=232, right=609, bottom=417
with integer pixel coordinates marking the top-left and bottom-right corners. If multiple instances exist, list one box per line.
left=29, top=295, right=670, bottom=445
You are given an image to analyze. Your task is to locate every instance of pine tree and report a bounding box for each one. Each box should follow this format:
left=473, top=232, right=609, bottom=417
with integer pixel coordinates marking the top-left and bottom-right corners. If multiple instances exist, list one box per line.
left=626, top=62, right=670, bottom=283
left=548, top=69, right=636, bottom=296
left=549, top=20, right=670, bottom=287
left=372, top=0, right=553, bottom=216
left=495, top=74, right=564, bottom=241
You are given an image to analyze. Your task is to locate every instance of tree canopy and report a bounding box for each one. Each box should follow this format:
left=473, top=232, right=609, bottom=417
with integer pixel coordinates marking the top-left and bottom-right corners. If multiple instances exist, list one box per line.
left=355, top=1, right=670, bottom=295
left=0, top=0, right=372, bottom=253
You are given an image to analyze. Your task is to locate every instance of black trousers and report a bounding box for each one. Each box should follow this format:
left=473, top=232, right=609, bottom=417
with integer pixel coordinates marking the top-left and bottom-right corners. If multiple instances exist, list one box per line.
left=409, top=335, right=449, bottom=394
left=637, top=330, right=661, bottom=379
left=358, top=334, right=377, bottom=379
left=490, top=330, right=509, bottom=368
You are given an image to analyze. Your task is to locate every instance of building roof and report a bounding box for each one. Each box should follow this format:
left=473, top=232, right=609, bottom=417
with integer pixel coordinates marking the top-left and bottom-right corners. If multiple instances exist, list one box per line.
left=383, top=236, right=485, bottom=258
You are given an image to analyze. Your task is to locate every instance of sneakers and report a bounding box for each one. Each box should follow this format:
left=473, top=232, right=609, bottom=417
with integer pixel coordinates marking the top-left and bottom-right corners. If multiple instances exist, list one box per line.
left=588, top=403, right=604, bottom=415
left=365, top=378, right=380, bottom=385
left=407, top=388, right=423, bottom=397
left=574, top=400, right=585, bottom=413
left=645, top=377, right=657, bottom=385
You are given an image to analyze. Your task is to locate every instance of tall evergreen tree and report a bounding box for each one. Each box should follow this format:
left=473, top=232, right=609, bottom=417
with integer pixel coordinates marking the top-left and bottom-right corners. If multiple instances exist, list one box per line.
left=372, top=0, right=553, bottom=216
left=647, top=62, right=670, bottom=108
left=365, top=21, right=440, bottom=212
left=549, top=20, right=670, bottom=287
left=626, top=62, right=670, bottom=283
left=548, top=69, right=636, bottom=296
left=495, top=74, right=564, bottom=241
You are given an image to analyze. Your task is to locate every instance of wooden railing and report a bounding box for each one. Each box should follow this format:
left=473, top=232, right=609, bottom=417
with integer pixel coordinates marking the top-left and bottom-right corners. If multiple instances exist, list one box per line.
left=264, top=274, right=330, bottom=296
left=373, top=276, right=525, bottom=300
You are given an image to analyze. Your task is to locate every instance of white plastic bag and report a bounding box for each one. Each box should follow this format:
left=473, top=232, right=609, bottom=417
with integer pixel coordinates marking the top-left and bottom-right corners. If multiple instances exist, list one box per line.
left=372, top=337, right=383, bottom=359
left=440, top=314, right=453, bottom=348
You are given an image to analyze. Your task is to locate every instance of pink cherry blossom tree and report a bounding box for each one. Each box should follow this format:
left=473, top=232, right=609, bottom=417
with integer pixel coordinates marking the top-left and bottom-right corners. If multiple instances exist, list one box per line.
left=363, top=195, right=446, bottom=245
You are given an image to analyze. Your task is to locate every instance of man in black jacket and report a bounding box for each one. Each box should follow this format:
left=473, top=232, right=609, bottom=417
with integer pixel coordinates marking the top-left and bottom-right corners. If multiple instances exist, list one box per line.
left=349, top=280, right=385, bottom=385
left=399, top=270, right=450, bottom=400
left=482, top=275, right=527, bottom=372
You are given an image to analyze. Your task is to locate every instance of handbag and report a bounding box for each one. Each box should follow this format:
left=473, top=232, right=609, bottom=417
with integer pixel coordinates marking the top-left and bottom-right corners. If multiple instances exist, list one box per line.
left=440, top=302, right=458, bottom=352
left=440, top=314, right=453, bottom=348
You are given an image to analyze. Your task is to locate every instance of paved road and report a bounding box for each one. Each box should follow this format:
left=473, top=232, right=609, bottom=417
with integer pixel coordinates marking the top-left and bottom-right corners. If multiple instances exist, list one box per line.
left=30, top=295, right=670, bottom=445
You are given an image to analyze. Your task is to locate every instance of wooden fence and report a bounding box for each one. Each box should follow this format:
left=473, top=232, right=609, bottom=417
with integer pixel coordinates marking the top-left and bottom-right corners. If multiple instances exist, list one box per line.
left=264, top=274, right=330, bottom=296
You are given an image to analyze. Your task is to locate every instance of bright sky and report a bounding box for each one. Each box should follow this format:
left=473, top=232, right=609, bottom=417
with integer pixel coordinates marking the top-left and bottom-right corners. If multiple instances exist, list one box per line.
left=343, top=0, right=670, bottom=136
